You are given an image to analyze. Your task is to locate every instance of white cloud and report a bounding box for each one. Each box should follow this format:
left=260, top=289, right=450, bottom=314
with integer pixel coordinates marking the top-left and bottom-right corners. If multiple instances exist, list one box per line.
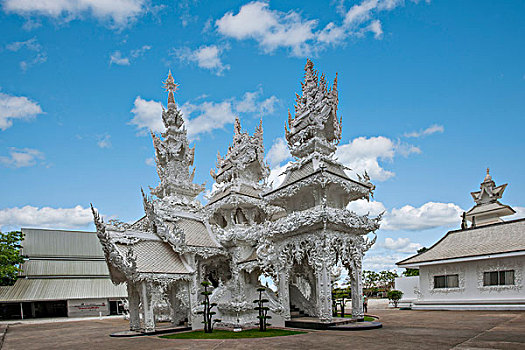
left=216, top=0, right=423, bottom=55
left=267, top=162, right=290, bottom=189
left=0, top=92, right=43, bottom=130
left=110, top=45, right=151, bottom=66
left=216, top=1, right=318, bottom=56
left=97, top=134, right=111, bottom=148
left=0, top=148, right=45, bottom=168
left=347, top=199, right=464, bottom=231
left=383, top=237, right=422, bottom=253
left=145, top=157, right=155, bottom=166
left=363, top=253, right=404, bottom=271
left=335, top=136, right=420, bottom=181
left=181, top=100, right=236, bottom=138
left=0, top=205, right=94, bottom=231
left=171, top=45, right=230, bottom=76
left=129, top=96, right=164, bottom=134
left=265, top=138, right=291, bottom=168
left=236, top=88, right=279, bottom=115
left=129, top=89, right=278, bottom=138
left=3, top=0, right=147, bottom=28
left=6, top=38, right=47, bottom=71
left=347, top=199, right=387, bottom=217
left=109, top=51, right=130, bottom=66
left=404, top=124, right=444, bottom=138
left=366, top=19, right=383, bottom=39
left=386, top=202, right=463, bottom=231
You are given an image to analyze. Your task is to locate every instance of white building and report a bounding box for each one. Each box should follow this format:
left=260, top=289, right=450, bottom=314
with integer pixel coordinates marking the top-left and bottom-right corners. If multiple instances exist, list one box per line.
left=396, top=170, right=524, bottom=310
left=92, top=60, right=379, bottom=333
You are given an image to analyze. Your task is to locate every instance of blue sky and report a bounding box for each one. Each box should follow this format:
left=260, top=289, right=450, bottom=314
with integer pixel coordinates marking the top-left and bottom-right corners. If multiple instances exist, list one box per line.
left=0, top=0, right=524, bottom=271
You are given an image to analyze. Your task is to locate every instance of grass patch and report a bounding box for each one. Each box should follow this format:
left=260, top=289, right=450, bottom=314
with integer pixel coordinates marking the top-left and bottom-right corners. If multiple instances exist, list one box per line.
left=160, top=328, right=306, bottom=339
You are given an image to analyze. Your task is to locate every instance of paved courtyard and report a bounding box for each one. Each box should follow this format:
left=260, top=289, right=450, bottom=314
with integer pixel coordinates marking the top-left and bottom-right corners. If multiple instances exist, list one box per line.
left=2, top=309, right=524, bottom=350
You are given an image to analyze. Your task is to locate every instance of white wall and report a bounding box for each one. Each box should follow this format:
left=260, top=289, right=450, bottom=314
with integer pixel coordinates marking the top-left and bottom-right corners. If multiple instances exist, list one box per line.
left=395, top=276, right=418, bottom=306
left=414, top=256, right=525, bottom=310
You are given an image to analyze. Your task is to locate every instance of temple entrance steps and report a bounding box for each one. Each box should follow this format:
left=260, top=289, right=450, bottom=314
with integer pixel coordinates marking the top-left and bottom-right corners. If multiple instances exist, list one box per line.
left=290, top=304, right=310, bottom=318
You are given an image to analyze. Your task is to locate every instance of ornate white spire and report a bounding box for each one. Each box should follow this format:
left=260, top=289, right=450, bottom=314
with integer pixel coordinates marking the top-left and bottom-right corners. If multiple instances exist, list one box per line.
left=285, top=59, right=342, bottom=158
left=150, top=71, right=204, bottom=204
left=210, top=117, right=268, bottom=186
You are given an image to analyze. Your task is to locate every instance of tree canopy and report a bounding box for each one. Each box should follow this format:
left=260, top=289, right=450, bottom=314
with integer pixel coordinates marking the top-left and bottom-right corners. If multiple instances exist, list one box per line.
left=0, top=231, right=24, bottom=286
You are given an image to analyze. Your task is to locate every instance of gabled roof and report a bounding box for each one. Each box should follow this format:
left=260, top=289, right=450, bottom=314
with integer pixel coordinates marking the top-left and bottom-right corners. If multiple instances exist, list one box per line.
left=207, top=183, right=261, bottom=205
left=116, top=240, right=191, bottom=274
left=397, top=218, right=525, bottom=266
left=177, top=217, right=221, bottom=248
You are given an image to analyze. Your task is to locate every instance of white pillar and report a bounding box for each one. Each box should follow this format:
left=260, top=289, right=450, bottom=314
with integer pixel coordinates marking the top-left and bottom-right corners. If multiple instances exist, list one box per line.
left=140, top=281, right=155, bottom=333
left=169, top=285, right=183, bottom=326
left=315, top=261, right=333, bottom=323
left=185, top=253, right=199, bottom=329
left=127, top=282, right=141, bottom=331
left=278, top=269, right=291, bottom=320
left=350, top=258, right=364, bottom=320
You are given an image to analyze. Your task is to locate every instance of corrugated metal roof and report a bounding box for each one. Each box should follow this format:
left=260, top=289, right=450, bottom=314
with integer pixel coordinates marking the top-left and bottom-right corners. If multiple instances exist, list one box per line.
left=0, top=278, right=126, bottom=302
left=398, top=219, right=525, bottom=266
left=22, top=260, right=109, bottom=277
left=116, top=241, right=191, bottom=274
left=21, top=228, right=104, bottom=258
left=0, top=286, right=11, bottom=300
left=178, top=218, right=221, bottom=248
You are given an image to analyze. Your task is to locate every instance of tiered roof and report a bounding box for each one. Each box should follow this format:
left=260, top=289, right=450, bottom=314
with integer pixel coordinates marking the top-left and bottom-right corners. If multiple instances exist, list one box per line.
left=466, top=168, right=515, bottom=226
left=264, top=60, right=374, bottom=210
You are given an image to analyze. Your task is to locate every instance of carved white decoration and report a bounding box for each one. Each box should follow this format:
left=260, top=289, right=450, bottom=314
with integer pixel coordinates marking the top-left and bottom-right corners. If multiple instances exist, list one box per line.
left=477, top=259, right=523, bottom=293
left=427, top=265, right=466, bottom=294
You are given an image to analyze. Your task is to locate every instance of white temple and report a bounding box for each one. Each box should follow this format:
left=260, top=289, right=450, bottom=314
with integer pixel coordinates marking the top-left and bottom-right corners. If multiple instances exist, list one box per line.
left=397, top=170, right=524, bottom=310
left=92, top=60, right=380, bottom=333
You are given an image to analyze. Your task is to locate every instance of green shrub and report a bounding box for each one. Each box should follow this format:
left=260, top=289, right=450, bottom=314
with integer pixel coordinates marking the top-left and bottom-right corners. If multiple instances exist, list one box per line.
left=387, top=290, right=403, bottom=308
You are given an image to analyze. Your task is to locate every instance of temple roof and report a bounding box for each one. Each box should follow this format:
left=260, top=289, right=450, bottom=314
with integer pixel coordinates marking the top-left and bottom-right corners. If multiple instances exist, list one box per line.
left=116, top=240, right=191, bottom=274
left=285, top=59, right=341, bottom=158
left=397, top=218, right=525, bottom=267
left=207, top=183, right=262, bottom=206
left=264, top=157, right=372, bottom=205
left=465, top=168, right=515, bottom=226
left=177, top=217, right=221, bottom=248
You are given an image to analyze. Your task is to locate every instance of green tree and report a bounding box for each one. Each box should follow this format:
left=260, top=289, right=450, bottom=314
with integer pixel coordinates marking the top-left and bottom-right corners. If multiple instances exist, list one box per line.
left=197, top=281, right=221, bottom=333
left=0, top=231, right=24, bottom=286
left=253, top=287, right=271, bottom=331
left=378, top=271, right=398, bottom=291
left=362, top=270, right=379, bottom=296
left=332, top=286, right=351, bottom=317
left=387, top=290, right=403, bottom=308
left=403, top=268, right=419, bottom=277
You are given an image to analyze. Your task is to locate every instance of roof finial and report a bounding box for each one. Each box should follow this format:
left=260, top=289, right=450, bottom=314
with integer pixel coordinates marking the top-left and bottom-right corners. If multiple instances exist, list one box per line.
left=163, top=70, right=179, bottom=105
left=234, top=116, right=242, bottom=136
left=484, top=167, right=492, bottom=182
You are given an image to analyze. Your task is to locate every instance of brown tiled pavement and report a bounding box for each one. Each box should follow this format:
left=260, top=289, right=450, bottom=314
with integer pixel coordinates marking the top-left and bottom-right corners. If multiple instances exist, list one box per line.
left=2, top=309, right=524, bottom=350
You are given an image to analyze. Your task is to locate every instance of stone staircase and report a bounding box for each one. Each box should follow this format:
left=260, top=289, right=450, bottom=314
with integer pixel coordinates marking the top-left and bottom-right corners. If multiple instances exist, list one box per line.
left=290, top=304, right=309, bottom=318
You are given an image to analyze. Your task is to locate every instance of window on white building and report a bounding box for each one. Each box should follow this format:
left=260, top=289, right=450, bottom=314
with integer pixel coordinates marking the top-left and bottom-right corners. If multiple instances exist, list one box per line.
left=434, top=274, right=459, bottom=288
left=483, top=270, right=515, bottom=286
